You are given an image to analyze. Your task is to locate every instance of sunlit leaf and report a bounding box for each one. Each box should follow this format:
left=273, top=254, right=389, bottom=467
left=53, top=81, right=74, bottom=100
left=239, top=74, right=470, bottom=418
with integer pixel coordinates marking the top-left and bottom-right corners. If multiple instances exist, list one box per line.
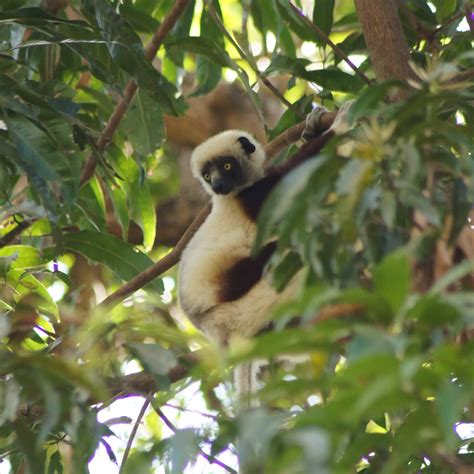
left=62, top=231, right=163, bottom=292
left=373, top=250, right=411, bottom=314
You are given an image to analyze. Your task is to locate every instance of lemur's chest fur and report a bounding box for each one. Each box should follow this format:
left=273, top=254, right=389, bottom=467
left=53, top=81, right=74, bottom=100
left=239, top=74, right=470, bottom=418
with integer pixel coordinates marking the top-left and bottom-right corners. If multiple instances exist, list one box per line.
left=179, top=197, right=255, bottom=318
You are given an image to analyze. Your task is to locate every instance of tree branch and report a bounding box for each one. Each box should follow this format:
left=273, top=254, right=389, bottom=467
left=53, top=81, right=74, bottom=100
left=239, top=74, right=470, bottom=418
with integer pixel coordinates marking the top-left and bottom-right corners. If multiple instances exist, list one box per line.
left=79, top=0, right=191, bottom=187
left=264, top=111, right=337, bottom=160
left=314, top=303, right=365, bottom=323
left=445, top=67, right=474, bottom=84
left=0, top=221, right=32, bottom=248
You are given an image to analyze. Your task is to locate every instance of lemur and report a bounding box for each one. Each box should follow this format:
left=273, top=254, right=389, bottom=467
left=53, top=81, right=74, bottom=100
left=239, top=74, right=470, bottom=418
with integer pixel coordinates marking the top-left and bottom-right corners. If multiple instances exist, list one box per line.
left=178, top=105, right=349, bottom=396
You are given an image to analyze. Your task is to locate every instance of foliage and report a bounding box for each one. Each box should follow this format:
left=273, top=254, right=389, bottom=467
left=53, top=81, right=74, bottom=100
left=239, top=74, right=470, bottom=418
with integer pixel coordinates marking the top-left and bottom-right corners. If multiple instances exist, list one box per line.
left=0, top=0, right=473, bottom=473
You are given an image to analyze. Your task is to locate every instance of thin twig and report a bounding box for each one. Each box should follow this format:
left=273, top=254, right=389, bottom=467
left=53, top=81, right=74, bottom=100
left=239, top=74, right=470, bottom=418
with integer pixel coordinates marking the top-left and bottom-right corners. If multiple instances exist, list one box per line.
left=153, top=405, right=237, bottom=474
left=119, top=393, right=152, bottom=474
left=164, top=402, right=219, bottom=420
left=79, top=0, right=191, bottom=187
left=314, top=303, right=365, bottom=323
left=288, top=2, right=372, bottom=86
left=445, top=67, right=474, bottom=84
left=434, top=11, right=465, bottom=35
left=206, top=0, right=299, bottom=115
left=0, top=220, right=31, bottom=248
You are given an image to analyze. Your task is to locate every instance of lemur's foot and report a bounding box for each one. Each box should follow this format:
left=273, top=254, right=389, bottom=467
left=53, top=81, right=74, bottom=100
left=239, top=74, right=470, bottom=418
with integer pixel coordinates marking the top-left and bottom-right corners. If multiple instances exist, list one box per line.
left=301, top=105, right=329, bottom=142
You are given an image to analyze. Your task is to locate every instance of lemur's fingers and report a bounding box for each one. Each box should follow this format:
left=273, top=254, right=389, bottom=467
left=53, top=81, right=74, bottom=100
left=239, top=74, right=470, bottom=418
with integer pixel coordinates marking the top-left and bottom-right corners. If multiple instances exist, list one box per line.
left=301, top=105, right=329, bottom=142
left=329, top=99, right=356, bottom=135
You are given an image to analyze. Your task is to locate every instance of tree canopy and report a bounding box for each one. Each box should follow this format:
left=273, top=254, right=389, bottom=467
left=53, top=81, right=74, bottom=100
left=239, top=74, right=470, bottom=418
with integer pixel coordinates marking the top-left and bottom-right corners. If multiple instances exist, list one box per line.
left=0, top=0, right=473, bottom=473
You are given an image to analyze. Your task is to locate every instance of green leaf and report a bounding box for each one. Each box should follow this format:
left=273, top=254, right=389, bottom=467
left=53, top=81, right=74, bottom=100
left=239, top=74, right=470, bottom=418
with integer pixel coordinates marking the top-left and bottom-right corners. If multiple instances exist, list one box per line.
left=121, top=89, right=165, bottom=157
left=113, top=153, right=156, bottom=252
left=256, top=156, right=329, bottom=249
left=7, top=269, right=59, bottom=321
left=269, top=95, right=313, bottom=141
left=47, top=450, right=64, bottom=474
left=0, top=7, right=88, bottom=27
left=346, top=328, right=398, bottom=362
left=436, top=380, right=469, bottom=449
left=76, top=180, right=107, bottom=232
left=347, top=80, right=404, bottom=124
left=5, top=114, right=81, bottom=216
left=12, top=422, right=46, bottom=474
left=164, top=0, right=195, bottom=67
left=166, top=37, right=233, bottom=68
left=275, top=0, right=314, bottom=41
left=312, top=0, right=335, bottom=39
left=407, top=295, right=460, bottom=326
left=270, top=251, right=303, bottom=293
left=168, top=429, right=200, bottom=474
left=0, top=245, right=46, bottom=269
left=81, top=0, right=186, bottom=115
left=266, top=55, right=365, bottom=93
left=429, top=260, right=474, bottom=294
left=62, top=231, right=163, bottom=292
left=431, top=0, right=457, bottom=22
left=35, top=374, right=61, bottom=445
left=128, top=343, right=178, bottom=389
left=373, top=250, right=411, bottom=314
left=193, top=0, right=224, bottom=95
left=119, top=3, right=161, bottom=34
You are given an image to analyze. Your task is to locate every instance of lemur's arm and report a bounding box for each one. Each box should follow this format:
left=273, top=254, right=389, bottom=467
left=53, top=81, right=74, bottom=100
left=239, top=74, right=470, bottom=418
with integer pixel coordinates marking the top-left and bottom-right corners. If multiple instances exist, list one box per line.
left=237, top=102, right=353, bottom=222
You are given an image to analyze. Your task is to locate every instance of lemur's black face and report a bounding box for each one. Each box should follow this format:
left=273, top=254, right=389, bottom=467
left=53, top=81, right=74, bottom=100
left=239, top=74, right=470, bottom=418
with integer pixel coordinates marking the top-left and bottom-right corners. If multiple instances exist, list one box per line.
left=201, top=156, right=244, bottom=195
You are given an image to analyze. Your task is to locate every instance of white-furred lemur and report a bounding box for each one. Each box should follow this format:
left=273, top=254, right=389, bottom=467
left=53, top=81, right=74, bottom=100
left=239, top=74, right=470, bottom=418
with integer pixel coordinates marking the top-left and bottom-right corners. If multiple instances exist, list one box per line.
left=178, top=105, right=349, bottom=396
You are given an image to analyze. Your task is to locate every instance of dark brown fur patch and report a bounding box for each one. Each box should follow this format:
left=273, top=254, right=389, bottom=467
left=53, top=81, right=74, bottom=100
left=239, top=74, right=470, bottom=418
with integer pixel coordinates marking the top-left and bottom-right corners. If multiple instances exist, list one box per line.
left=218, top=241, right=277, bottom=302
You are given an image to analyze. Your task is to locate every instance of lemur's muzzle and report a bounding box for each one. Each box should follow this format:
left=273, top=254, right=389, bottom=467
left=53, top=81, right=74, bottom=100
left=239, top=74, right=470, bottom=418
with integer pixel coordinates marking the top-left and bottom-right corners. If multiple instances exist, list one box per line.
left=211, top=176, right=234, bottom=195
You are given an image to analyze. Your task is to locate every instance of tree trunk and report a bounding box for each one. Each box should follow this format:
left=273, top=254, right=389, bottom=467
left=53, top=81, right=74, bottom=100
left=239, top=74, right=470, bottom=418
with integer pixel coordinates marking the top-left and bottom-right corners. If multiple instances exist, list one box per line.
left=355, top=0, right=415, bottom=94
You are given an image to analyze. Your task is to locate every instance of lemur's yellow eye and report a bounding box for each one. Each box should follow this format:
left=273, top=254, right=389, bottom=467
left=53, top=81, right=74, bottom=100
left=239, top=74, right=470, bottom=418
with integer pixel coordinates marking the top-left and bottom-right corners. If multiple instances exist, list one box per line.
left=224, top=163, right=232, bottom=170
left=203, top=173, right=210, bottom=181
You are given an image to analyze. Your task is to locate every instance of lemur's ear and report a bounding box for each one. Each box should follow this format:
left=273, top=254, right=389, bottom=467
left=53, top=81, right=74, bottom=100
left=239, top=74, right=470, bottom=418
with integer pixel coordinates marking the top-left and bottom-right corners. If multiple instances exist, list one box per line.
left=237, top=136, right=256, bottom=155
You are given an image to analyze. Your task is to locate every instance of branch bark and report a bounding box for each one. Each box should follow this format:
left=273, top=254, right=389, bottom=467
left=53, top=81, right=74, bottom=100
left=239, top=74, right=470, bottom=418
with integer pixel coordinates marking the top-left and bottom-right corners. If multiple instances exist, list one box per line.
left=79, top=0, right=191, bottom=187
left=355, top=0, right=415, bottom=96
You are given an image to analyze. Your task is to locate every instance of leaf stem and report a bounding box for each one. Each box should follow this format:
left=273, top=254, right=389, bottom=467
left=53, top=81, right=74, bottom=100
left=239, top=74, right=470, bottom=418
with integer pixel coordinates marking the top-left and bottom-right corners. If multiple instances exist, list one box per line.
left=119, top=393, right=152, bottom=474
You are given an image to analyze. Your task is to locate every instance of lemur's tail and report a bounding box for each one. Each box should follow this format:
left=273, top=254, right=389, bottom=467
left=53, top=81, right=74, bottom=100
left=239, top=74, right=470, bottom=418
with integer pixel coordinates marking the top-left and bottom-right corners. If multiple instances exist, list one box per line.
left=234, top=362, right=260, bottom=408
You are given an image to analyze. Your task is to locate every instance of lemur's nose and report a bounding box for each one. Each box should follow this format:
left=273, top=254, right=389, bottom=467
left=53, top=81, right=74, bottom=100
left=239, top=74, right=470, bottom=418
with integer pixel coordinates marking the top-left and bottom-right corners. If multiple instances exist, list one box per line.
left=212, top=178, right=233, bottom=195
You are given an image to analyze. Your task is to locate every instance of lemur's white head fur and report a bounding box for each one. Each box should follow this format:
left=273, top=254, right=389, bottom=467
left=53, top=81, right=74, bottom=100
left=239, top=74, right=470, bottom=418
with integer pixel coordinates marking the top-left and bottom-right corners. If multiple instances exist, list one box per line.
left=191, top=130, right=266, bottom=197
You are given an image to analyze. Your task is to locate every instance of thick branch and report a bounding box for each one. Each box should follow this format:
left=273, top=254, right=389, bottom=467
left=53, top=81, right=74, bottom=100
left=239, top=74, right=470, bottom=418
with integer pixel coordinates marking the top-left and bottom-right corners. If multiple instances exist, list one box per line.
left=79, top=0, right=191, bottom=187
left=264, top=111, right=337, bottom=160
left=355, top=0, right=415, bottom=93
